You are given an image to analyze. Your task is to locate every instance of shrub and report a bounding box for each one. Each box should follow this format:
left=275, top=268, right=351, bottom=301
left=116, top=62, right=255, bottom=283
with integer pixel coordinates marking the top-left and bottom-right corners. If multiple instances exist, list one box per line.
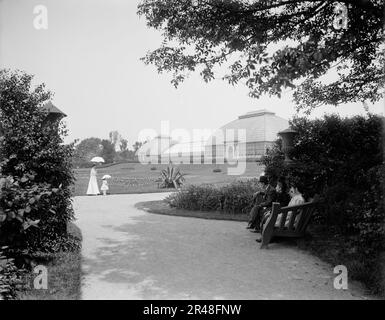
left=0, top=247, right=27, bottom=300
left=262, top=113, right=385, bottom=294
left=157, top=166, right=185, bottom=189
left=0, top=69, right=75, bottom=253
left=264, top=114, right=383, bottom=195
left=0, top=175, right=57, bottom=249
left=166, top=179, right=262, bottom=214
left=350, top=165, right=385, bottom=254
left=213, top=168, right=222, bottom=173
left=263, top=114, right=384, bottom=234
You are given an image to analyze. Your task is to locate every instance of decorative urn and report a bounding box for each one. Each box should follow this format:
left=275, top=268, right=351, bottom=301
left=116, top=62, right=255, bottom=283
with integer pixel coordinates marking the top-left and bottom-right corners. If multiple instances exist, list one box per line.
left=278, top=127, right=297, bottom=164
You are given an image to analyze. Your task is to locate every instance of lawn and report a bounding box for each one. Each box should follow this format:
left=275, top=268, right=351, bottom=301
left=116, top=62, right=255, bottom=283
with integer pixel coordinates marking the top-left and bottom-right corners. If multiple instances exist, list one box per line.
left=73, top=162, right=265, bottom=196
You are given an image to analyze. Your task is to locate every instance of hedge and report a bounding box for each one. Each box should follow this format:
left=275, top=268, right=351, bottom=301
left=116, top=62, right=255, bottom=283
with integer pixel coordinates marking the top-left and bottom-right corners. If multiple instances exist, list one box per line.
left=166, top=179, right=262, bottom=214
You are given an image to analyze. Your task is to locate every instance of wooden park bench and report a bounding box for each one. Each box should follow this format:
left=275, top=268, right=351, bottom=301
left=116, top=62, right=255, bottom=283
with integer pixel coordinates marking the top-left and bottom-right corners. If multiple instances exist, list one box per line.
left=260, top=201, right=320, bottom=249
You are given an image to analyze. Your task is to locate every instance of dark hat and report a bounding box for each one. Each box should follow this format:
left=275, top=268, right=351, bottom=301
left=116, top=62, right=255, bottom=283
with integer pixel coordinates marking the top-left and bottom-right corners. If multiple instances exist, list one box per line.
left=259, top=175, right=268, bottom=184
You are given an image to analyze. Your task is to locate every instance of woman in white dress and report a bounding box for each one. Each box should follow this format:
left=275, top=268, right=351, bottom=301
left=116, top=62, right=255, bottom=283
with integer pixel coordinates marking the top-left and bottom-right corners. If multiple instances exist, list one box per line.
left=274, top=184, right=305, bottom=227
left=86, top=164, right=100, bottom=195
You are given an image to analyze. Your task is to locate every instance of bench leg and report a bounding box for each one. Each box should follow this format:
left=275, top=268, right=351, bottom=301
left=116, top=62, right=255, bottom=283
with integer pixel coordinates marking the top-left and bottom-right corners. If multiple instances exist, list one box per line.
left=258, top=203, right=280, bottom=249
left=260, top=208, right=278, bottom=249
left=260, top=229, right=273, bottom=249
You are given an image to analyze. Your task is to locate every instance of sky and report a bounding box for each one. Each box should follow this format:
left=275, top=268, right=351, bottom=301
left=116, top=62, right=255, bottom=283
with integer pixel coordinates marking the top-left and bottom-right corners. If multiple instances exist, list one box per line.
left=0, top=0, right=383, bottom=146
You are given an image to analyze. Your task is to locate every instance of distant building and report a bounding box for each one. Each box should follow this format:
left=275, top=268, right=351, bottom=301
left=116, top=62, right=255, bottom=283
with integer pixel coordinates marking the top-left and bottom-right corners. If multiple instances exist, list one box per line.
left=205, top=109, right=288, bottom=162
left=162, top=140, right=206, bottom=164
left=136, top=109, right=288, bottom=164
left=136, top=135, right=177, bottom=164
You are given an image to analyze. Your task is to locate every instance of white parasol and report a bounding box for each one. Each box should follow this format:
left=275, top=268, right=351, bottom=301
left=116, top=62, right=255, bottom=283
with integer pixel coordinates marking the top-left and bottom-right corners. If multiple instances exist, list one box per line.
left=90, top=156, right=105, bottom=163
left=102, top=175, right=112, bottom=179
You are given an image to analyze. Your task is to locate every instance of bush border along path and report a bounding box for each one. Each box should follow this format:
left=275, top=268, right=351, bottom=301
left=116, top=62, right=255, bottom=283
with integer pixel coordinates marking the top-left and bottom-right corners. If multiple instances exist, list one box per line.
left=135, top=200, right=249, bottom=222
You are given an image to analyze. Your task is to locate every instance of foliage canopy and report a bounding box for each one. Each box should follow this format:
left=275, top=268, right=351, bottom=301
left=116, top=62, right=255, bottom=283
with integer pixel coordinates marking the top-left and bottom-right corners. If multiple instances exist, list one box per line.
left=138, top=0, right=384, bottom=112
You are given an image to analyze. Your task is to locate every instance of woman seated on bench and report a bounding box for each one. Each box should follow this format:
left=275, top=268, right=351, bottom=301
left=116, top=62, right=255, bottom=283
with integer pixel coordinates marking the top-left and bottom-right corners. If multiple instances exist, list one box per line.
left=276, top=183, right=305, bottom=227
left=256, top=182, right=304, bottom=242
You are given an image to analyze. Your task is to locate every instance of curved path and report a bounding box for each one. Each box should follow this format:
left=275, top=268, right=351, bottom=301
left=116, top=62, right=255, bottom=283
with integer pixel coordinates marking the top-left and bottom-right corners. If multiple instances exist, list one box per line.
left=74, top=193, right=370, bottom=300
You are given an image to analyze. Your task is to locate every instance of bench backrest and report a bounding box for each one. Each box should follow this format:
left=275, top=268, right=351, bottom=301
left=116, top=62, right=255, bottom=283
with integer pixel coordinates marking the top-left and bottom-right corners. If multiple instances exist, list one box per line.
left=272, top=201, right=318, bottom=234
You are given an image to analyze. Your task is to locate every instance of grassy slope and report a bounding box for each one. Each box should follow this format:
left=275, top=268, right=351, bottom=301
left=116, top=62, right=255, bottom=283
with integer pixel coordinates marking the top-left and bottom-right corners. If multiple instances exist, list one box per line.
left=73, top=162, right=265, bottom=196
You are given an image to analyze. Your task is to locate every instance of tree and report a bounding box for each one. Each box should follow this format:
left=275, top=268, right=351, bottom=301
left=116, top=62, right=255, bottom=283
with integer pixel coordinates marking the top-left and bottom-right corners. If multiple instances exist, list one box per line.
left=0, top=69, right=76, bottom=251
left=132, top=141, right=144, bottom=153
left=120, top=138, right=128, bottom=152
left=73, top=137, right=102, bottom=166
left=109, top=130, right=121, bottom=150
left=138, top=0, right=384, bottom=113
left=100, top=139, right=116, bottom=163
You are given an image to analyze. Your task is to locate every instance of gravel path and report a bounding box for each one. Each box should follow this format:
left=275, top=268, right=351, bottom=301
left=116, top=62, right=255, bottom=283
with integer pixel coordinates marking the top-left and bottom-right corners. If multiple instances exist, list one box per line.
left=74, top=193, right=371, bottom=300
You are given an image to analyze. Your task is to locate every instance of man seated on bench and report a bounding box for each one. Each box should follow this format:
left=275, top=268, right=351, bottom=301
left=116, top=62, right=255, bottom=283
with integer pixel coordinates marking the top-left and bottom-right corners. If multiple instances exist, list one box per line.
left=246, top=175, right=277, bottom=233
left=257, top=177, right=291, bottom=229
left=256, top=182, right=305, bottom=242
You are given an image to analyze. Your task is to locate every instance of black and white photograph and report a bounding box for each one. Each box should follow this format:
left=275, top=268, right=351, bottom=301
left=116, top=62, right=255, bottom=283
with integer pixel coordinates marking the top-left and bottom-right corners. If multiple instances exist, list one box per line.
left=0, top=0, right=384, bottom=306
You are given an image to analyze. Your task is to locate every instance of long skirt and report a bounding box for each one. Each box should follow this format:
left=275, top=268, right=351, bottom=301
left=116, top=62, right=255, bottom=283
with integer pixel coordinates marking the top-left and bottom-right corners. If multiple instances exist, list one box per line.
left=87, top=176, right=100, bottom=195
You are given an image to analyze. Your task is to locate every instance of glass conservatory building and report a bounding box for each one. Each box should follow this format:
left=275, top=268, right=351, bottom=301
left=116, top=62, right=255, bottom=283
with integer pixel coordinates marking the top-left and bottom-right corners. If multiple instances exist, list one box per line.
left=205, top=109, right=288, bottom=162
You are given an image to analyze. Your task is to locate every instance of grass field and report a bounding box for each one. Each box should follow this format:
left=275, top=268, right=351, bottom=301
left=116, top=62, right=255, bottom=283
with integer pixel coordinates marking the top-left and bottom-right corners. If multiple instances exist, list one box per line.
left=73, top=162, right=265, bottom=196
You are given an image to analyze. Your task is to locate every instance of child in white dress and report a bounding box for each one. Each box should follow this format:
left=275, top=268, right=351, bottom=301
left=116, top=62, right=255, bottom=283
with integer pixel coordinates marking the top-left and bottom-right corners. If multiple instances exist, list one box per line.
left=100, top=178, right=109, bottom=196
